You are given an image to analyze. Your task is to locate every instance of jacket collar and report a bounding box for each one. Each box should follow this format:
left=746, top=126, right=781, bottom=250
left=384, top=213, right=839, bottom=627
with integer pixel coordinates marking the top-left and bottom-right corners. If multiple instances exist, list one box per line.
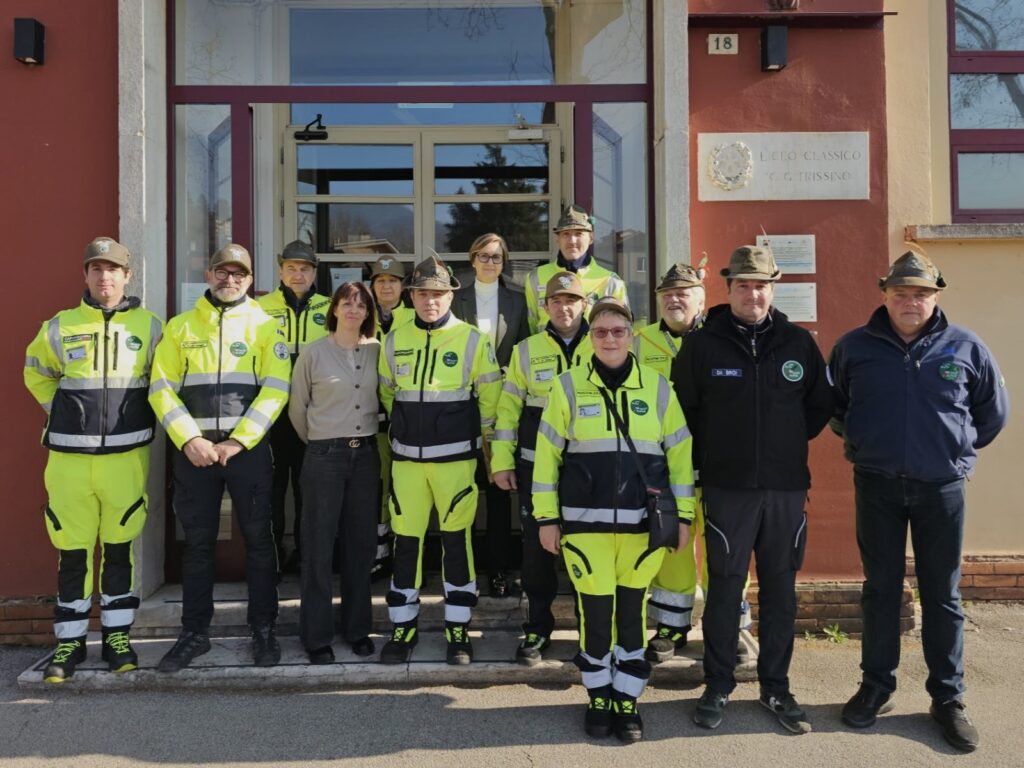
left=865, top=304, right=947, bottom=348
left=413, top=310, right=455, bottom=331
left=556, top=247, right=594, bottom=273
left=586, top=352, right=643, bottom=391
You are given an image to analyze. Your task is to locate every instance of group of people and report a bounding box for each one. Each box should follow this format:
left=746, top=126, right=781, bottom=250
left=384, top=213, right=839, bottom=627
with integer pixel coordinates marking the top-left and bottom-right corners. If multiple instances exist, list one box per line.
left=24, top=204, right=1008, bottom=752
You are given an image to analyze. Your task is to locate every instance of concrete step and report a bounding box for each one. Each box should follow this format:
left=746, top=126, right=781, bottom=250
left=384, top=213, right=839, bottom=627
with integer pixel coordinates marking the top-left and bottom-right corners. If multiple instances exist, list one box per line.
left=17, top=627, right=759, bottom=692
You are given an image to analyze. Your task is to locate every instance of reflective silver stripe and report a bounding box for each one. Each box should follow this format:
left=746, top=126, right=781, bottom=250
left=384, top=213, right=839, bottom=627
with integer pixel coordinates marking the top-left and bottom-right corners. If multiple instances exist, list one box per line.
left=41, top=400, right=52, bottom=414
left=518, top=341, right=530, bottom=383
left=194, top=416, right=242, bottom=430
left=161, top=404, right=191, bottom=430
left=391, top=438, right=478, bottom=459
left=538, top=421, right=565, bottom=450
left=612, top=645, right=648, bottom=697
left=663, top=424, right=691, bottom=449
left=671, top=483, right=695, bottom=499
left=561, top=506, right=645, bottom=525
left=528, top=270, right=541, bottom=308
left=388, top=603, right=420, bottom=623
left=100, top=608, right=135, bottom=628
left=526, top=395, right=547, bottom=408
left=46, top=317, right=62, bottom=363
left=608, top=276, right=626, bottom=300
left=59, top=376, right=149, bottom=391
left=149, top=377, right=177, bottom=394
left=394, top=389, right=470, bottom=403
left=259, top=376, right=290, bottom=392
left=649, top=603, right=694, bottom=628
left=561, top=374, right=578, bottom=439
left=242, top=408, right=273, bottom=432
left=54, top=619, right=90, bottom=639
left=46, top=428, right=152, bottom=448
left=532, top=479, right=557, bottom=492
left=443, top=579, right=477, bottom=596
left=25, top=356, right=59, bottom=378
left=502, top=380, right=526, bottom=399
left=445, top=605, right=472, bottom=623
left=494, top=429, right=516, bottom=441
left=184, top=372, right=257, bottom=386
left=477, top=370, right=502, bottom=384
left=566, top=438, right=662, bottom=455
left=519, top=447, right=537, bottom=463
left=147, top=316, right=163, bottom=370
left=650, top=587, right=695, bottom=609
left=463, top=331, right=481, bottom=388
left=657, top=374, right=671, bottom=418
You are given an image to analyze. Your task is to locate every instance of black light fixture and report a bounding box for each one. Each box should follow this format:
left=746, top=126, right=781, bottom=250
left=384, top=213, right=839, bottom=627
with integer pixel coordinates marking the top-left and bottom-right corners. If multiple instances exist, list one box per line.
left=294, top=113, right=328, bottom=141
left=14, top=18, right=45, bottom=66
left=761, top=25, right=787, bottom=72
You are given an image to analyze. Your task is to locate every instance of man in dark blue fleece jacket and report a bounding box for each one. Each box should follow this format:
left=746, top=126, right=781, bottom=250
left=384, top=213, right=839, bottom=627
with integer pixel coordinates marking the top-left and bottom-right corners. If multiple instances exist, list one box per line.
left=829, top=250, right=1009, bottom=753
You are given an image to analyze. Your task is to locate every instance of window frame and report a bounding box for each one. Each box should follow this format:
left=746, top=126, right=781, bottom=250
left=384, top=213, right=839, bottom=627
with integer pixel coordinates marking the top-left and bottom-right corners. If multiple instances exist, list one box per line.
left=947, top=1, right=1024, bottom=222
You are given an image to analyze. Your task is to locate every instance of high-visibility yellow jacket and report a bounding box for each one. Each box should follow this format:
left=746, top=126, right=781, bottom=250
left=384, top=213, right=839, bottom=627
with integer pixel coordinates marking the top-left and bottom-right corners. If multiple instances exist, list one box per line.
left=632, top=316, right=704, bottom=379
left=24, top=297, right=163, bottom=454
left=525, top=256, right=628, bottom=333
left=379, top=312, right=502, bottom=463
left=257, top=285, right=330, bottom=360
left=149, top=293, right=291, bottom=450
left=375, top=303, right=415, bottom=342
left=491, top=324, right=593, bottom=472
left=532, top=357, right=696, bottom=535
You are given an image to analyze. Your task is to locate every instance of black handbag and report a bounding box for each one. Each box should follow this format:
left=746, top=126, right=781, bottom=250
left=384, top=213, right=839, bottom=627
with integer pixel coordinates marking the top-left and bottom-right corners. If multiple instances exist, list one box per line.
left=598, top=389, right=680, bottom=550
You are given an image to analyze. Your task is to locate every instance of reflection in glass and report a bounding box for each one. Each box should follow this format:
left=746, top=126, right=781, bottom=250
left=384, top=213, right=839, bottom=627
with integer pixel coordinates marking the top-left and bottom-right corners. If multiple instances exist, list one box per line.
left=435, top=144, right=549, bottom=195
left=175, top=105, right=231, bottom=312
left=292, top=103, right=554, bottom=128
left=592, top=103, right=648, bottom=322
left=297, top=145, right=415, bottom=196
left=955, top=1, right=1024, bottom=52
left=297, top=204, right=415, bottom=255
left=435, top=203, right=549, bottom=254
left=951, top=75, right=1024, bottom=129
left=958, top=153, right=1024, bottom=209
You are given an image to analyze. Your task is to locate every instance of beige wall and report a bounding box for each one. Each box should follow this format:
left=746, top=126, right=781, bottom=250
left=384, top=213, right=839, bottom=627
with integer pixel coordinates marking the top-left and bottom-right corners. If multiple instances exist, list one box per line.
left=886, top=1, right=1022, bottom=553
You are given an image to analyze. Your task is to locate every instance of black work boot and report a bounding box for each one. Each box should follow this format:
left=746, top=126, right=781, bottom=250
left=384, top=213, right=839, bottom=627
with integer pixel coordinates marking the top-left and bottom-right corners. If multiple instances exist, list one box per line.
left=612, top=695, right=644, bottom=743
left=931, top=699, right=980, bottom=752
left=101, top=627, right=138, bottom=673
left=379, top=622, right=418, bottom=665
left=251, top=624, right=281, bottom=667
left=584, top=686, right=613, bottom=738
left=157, top=630, right=211, bottom=673
left=694, top=687, right=729, bottom=729
left=445, top=622, right=473, bottom=665
left=645, top=624, right=689, bottom=663
left=43, top=637, right=87, bottom=683
left=841, top=683, right=895, bottom=728
left=515, top=632, right=550, bottom=667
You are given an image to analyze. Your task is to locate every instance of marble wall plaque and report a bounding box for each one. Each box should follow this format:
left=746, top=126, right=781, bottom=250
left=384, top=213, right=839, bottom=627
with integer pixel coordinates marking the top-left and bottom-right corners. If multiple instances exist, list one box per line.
left=773, top=283, right=817, bottom=323
left=756, top=234, right=816, bottom=274
left=698, top=132, right=869, bottom=201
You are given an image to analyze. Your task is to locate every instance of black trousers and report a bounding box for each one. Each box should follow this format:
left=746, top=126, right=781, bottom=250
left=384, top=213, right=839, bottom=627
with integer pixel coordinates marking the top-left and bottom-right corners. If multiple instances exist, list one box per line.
left=172, top=441, right=279, bottom=633
left=518, top=459, right=561, bottom=637
left=270, top=416, right=305, bottom=557
left=299, top=437, right=380, bottom=649
left=701, top=486, right=807, bottom=696
left=476, top=458, right=511, bottom=573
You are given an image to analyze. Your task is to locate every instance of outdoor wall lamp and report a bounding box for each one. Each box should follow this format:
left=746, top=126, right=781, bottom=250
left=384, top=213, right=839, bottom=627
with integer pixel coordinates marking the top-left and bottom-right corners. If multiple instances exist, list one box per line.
left=14, top=18, right=45, bottom=66
left=761, top=25, right=788, bottom=71
left=294, top=114, right=328, bottom=141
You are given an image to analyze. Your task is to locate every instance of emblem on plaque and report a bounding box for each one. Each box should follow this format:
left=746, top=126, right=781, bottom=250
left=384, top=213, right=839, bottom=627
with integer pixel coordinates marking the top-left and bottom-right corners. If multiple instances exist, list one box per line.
left=709, top=141, right=754, bottom=191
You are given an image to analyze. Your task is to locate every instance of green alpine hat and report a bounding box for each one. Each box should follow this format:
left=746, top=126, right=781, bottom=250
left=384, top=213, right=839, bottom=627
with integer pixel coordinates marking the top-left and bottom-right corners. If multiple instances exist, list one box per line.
left=405, top=253, right=460, bottom=291
left=553, top=204, right=594, bottom=233
left=720, top=246, right=781, bottom=282
left=277, top=240, right=318, bottom=266
left=879, top=251, right=947, bottom=290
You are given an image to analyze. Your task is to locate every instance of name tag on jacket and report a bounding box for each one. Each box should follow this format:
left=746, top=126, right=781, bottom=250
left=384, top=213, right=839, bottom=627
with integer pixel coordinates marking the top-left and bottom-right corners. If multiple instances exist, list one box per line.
left=711, top=368, right=743, bottom=378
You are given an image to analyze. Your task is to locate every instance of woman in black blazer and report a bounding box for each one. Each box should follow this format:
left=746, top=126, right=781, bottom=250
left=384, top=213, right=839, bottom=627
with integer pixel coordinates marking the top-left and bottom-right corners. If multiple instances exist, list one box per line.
left=452, top=233, right=530, bottom=597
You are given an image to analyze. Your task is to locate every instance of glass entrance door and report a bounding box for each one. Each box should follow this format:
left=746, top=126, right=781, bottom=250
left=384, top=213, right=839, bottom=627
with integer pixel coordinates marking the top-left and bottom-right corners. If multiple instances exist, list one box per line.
left=283, top=124, right=561, bottom=290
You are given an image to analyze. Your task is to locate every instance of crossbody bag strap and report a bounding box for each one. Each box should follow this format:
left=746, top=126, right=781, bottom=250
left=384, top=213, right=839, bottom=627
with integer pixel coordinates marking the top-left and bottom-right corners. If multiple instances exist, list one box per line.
left=598, top=387, right=651, bottom=489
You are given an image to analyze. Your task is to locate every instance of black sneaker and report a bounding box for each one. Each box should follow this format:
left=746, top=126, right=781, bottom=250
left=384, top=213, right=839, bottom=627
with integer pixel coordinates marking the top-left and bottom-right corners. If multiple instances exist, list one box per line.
left=101, top=629, right=138, bottom=673
left=379, top=624, right=418, bottom=664
left=489, top=571, right=511, bottom=598
left=612, top=697, right=644, bottom=743
left=759, top=690, right=812, bottom=734
left=43, top=638, right=87, bottom=683
left=645, top=624, right=689, bottom=663
left=584, top=689, right=613, bottom=738
left=157, top=630, right=211, bottom=673
left=515, top=633, right=550, bottom=666
left=307, top=646, right=335, bottom=665
left=251, top=624, right=281, bottom=667
left=694, top=688, right=729, bottom=729
left=930, top=699, right=979, bottom=753
left=841, top=683, right=895, bottom=728
left=445, top=622, right=473, bottom=665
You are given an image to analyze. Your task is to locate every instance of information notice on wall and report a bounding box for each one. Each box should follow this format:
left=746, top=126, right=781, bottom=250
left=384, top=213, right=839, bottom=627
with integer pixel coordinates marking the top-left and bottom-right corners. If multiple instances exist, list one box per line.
left=773, top=283, right=817, bottom=323
left=756, top=234, right=816, bottom=274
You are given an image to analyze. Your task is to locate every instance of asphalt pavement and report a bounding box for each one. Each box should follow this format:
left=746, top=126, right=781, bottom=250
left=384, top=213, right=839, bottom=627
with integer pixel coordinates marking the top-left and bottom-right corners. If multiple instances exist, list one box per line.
left=1, top=602, right=1022, bottom=767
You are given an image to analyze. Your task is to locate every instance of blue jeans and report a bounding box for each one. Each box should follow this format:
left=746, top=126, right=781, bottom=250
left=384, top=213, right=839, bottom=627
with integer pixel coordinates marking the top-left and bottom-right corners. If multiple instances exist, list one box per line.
left=854, top=468, right=966, bottom=703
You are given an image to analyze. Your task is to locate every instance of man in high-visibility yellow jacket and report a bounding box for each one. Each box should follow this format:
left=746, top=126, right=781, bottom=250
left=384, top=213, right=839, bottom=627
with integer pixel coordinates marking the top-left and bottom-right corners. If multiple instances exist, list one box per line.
left=633, top=263, right=709, bottom=662
left=24, top=237, right=163, bottom=683
left=491, top=271, right=593, bottom=665
left=149, top=244, right=291, bottom=673
left=257, top=240, right=330, bottom=572
left=532, top=297, right=695, bottom=743
left=378, top=254, right=502, bottom=665
left=525, top=205, right=628, bottom=333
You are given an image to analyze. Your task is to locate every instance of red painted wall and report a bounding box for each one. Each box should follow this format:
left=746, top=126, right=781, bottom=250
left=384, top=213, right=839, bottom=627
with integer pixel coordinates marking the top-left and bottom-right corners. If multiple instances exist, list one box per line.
left=688, top=19, right=888, bottom=578
left=1, top=2, right=119, bottom=596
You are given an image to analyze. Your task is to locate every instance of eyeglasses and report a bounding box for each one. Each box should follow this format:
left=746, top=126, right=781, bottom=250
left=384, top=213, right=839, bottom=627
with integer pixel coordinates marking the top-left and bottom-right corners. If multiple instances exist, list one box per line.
left=213, top=268, right=249, bottom=282
left=591, top=327, right=629, bottom=340
left=474, top=253, right=504, bottom=264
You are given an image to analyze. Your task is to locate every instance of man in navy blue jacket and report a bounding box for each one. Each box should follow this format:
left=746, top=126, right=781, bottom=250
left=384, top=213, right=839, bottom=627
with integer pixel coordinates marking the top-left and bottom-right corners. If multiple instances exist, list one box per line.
left=829, top=250, right=1009, bottom=753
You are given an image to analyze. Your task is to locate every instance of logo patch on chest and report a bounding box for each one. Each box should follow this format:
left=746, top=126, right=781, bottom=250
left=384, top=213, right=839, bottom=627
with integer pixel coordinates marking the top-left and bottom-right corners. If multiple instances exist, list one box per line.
left=939, top=361, right=961, bottom=382
left=125, top=335, right=143, bottom=351
left=230, top=341, right=248, bottom=358
left=442, top=351, right=459, bottom=367
left=630, top=399, right=649, bottom=416
left=312, top=313, right=326, bottom=326
left=781, top=360, right=804, bottom=382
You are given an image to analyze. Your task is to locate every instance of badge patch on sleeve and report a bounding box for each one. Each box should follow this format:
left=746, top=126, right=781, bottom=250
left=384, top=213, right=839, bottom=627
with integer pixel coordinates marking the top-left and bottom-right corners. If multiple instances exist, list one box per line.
left=781, top=361, right=804, bottom=382
left=273, top=341, right=289, bottom=361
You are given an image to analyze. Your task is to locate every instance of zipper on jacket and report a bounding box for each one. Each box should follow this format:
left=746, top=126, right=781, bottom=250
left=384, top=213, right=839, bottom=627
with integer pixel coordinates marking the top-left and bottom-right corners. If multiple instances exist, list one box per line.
left=101, top=315, right=111, bottom=448
left=294, top=307, right=303, bottom=356
left=217, top=308, right=225, bottom=436
left=418, top=330, right=433, bottom=461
